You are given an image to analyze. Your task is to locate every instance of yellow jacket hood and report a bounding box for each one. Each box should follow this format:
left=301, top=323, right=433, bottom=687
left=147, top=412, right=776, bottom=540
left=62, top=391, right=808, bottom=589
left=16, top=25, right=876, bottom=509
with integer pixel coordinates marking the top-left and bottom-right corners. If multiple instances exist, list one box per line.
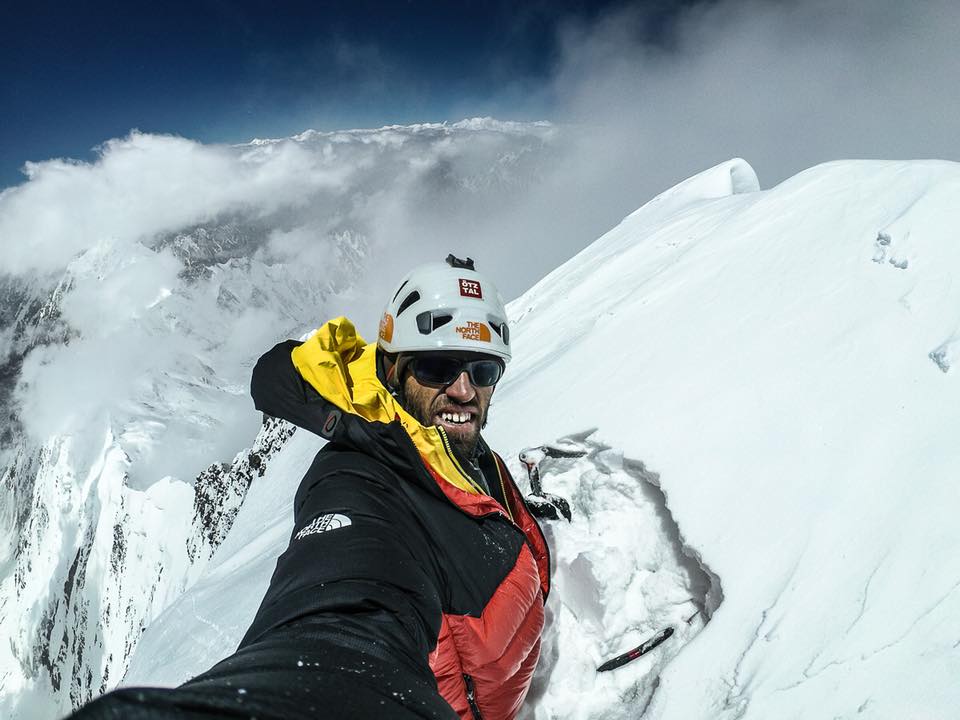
left=290, top=316, right=483, bottom=496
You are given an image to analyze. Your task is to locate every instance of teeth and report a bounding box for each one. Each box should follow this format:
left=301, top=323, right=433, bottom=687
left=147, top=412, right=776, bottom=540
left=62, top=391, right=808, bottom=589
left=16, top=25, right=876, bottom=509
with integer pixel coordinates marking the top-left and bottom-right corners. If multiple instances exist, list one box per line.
left=440, top=412, right=471, bottom=424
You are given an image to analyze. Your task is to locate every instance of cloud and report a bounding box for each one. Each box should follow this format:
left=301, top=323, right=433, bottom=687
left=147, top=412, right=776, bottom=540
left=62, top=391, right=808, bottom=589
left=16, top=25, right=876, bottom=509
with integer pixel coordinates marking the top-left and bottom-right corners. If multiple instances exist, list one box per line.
left=322, top=0, right=960, bottom=317
left=379, top=0, right=957, bottom=302
left=548, top=0, right=960, bottom=198
left=0, top=131, right=353, bottom=276
left=1, top=120, right=563, bottom=484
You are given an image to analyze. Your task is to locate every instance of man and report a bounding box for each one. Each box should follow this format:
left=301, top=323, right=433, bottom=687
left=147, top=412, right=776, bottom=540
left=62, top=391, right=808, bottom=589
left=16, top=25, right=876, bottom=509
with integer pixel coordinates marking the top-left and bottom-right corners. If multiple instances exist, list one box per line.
left=70, top=255, right=549, bottom=720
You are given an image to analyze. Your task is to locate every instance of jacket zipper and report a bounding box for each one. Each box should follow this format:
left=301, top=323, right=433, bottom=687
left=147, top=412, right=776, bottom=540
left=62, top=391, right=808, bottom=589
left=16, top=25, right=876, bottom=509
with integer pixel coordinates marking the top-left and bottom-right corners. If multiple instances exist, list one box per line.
left=436, top=426, right=486, bottom=495
left=492, top=454, right=515, bottom=523
left=435, top=429, right=551, bottom=598
left=463, top=673, right=483, bottom=719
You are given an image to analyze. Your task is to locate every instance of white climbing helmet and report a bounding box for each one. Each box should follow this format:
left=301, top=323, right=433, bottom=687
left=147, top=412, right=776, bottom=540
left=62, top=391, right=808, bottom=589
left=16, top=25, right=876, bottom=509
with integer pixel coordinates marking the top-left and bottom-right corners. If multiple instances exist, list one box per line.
left=378, top=255, right=511, bottom=362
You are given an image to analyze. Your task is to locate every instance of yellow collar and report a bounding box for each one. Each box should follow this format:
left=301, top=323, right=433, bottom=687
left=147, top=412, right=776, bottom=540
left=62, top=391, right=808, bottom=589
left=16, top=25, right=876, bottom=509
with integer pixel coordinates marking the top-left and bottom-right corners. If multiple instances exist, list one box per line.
left=290, top=316, right=482, bottom=495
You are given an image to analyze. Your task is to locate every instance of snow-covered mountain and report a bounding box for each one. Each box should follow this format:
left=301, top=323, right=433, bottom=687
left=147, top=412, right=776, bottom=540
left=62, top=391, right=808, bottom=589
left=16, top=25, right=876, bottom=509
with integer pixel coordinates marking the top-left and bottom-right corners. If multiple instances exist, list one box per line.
left=125, top=156, right=959, bottom=719
left=3, top=136, right=958, bottom=719
left=0, top=119, right=560, bottom=720
left=494, top=158, right=960, bottom=718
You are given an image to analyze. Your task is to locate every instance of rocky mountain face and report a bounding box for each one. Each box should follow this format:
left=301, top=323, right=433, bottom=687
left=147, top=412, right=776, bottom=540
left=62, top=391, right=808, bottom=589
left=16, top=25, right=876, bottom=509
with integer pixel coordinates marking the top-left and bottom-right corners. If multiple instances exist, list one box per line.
left=0, top=218, right=334, bottom=718
left=0, top=273, right=75, bottom=449
left=0, top=412, right=294, bottom=718
left=187, top=418, right=295, bottom=566
left=0, top=231, right=309, bottom=718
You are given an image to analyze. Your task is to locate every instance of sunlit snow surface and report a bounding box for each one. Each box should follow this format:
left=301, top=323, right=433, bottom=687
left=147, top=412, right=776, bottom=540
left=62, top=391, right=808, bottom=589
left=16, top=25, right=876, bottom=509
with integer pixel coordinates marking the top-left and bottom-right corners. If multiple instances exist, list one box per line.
left=126, top=158, right=960, bottom=719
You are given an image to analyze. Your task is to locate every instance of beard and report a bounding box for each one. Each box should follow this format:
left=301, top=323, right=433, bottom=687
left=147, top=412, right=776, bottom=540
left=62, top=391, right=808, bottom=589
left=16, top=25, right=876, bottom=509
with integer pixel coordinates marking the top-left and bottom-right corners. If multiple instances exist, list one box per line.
left=445, top=423, right=482, bottom=460
left=396, top=354, right=494, bottom=462
left=406, top=394, right=488, bottom=460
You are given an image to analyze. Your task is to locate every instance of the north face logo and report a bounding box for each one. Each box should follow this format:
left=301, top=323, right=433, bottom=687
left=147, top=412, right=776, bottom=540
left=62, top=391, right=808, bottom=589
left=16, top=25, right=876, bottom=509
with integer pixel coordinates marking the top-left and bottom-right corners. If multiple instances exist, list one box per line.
left=455, top=321, right=492, bottom=342
left=295, top=513, right=352, bottom=540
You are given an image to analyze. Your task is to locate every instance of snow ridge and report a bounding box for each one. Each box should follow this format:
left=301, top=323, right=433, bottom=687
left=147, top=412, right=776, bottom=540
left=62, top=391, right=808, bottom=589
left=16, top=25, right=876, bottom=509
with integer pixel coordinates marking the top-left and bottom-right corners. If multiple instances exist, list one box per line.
left=249, top=117, right=555, bottom=146
left=494, top=157, right=960, bottom=720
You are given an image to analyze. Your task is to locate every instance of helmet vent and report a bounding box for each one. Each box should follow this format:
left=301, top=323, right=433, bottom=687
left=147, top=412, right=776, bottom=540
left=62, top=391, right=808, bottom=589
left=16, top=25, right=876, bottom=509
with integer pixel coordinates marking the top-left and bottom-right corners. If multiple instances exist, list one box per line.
left=396, top=291, right=421, bottom=317
left=392, top=280, right=409, bottom=303
left=489, top=320, right=510, bottom=345
left=415, top=311, right=452, bottom=335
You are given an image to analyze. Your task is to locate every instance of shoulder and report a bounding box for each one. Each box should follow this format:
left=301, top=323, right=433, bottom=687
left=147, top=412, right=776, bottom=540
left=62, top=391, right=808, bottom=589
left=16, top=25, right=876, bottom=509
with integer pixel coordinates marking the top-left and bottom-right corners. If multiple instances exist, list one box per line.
left=307, top=442, right=399, bottom=480
left=293, top=443, right=406, bottom=515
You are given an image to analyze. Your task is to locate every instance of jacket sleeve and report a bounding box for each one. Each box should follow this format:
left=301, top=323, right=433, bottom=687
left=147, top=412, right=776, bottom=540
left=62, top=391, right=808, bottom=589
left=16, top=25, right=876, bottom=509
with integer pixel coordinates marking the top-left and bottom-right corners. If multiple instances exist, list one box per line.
left=249, top=339, right=333, bottom=435
left=238, top=446, right=444, bottom=673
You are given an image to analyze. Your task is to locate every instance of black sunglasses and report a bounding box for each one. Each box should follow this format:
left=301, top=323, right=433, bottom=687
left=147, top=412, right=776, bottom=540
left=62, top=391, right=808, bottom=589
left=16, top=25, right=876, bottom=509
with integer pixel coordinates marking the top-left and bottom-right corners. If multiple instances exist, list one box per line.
left=409, top=354, right=504, bottom=388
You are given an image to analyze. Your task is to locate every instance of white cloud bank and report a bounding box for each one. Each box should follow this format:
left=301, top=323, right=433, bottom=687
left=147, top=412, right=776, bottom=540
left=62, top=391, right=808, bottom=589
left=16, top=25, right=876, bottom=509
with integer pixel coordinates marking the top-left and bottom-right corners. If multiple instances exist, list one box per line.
left=0, top=120, right=561, bottom=486
left=0, top=132, right=352, bottom=276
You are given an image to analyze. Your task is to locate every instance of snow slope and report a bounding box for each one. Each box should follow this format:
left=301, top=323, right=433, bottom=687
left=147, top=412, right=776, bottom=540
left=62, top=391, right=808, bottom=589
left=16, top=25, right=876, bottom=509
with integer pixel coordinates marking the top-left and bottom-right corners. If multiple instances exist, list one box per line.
left=123, top=156, right=960, bottom=719
left=493, top=158, right=960, bottom=718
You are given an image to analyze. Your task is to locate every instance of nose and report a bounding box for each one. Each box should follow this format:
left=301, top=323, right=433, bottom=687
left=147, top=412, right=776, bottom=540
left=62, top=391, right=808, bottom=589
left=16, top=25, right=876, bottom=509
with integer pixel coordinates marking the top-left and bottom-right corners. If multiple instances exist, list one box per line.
left=445, top=371, right=476, bottom=402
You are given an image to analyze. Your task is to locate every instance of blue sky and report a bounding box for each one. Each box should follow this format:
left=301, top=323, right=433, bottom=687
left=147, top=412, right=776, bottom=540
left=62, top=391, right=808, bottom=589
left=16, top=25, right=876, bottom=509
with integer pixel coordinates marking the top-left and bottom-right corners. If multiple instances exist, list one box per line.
left=0, top=0, right=698, bottom=189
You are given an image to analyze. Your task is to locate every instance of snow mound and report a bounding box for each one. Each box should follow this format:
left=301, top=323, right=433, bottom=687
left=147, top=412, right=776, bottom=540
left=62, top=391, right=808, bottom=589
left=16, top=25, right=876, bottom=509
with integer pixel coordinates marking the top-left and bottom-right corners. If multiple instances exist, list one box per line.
left=514, top=431, right=715, bottom=719
left=640, top=157, right=760, bottom=213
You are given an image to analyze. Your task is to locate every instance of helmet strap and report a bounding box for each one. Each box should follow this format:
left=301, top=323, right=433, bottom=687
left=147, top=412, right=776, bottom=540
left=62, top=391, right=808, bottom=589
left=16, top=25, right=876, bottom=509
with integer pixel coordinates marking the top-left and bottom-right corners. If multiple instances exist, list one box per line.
left=377, top=350, right=405, bottom=405
left=391, top=354, right=416, bottom=406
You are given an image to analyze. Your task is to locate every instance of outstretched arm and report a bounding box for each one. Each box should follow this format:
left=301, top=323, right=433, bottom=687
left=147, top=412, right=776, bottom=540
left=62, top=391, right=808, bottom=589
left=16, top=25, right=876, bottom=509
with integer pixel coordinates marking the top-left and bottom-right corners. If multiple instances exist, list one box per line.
left=239, top=446, right=444, bottom=664
left=67, top=344, right=457, bottom=720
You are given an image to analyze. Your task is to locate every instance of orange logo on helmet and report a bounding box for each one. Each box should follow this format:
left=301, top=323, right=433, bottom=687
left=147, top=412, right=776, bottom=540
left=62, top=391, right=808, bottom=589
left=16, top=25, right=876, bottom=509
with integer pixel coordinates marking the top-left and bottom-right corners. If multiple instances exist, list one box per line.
left=455, top=321, right=491, bottom=342
left=379, top=313, right=394, bottom=343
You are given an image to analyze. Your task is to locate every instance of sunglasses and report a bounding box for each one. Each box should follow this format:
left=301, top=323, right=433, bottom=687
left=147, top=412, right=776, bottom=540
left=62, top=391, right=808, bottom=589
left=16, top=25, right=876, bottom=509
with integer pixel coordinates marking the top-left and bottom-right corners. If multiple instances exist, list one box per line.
left=409, top=354, right=504, bottom=388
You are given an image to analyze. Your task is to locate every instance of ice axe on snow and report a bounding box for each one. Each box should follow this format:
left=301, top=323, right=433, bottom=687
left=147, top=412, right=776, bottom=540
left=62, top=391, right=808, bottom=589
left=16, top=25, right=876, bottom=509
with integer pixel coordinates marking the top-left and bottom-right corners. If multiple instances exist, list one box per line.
left=519, top=445, right=579, bottom=521
left=597, top=627, right=674, bottom=672
left=596, top=608, right=698, bottom=672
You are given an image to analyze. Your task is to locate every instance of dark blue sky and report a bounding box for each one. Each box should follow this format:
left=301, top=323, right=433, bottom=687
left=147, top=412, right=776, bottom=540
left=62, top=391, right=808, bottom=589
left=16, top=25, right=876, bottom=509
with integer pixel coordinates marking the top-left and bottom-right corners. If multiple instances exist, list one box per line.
left=1, top=0, right=698, bottom=189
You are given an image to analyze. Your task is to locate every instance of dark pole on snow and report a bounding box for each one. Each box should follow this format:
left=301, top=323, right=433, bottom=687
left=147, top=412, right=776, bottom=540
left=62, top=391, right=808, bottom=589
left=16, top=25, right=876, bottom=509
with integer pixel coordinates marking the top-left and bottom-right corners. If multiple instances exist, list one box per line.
left=596, top=627, right=675, bottom=672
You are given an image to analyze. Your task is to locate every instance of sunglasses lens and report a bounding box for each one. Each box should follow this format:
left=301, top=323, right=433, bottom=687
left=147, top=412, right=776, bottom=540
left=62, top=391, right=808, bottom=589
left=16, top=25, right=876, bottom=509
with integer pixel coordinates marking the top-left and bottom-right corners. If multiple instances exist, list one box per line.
left=411, top=356, right=504, bottom=387
left=413, top=356, right=463, bottom=385
left=468, top=360, right=503, bottom=387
